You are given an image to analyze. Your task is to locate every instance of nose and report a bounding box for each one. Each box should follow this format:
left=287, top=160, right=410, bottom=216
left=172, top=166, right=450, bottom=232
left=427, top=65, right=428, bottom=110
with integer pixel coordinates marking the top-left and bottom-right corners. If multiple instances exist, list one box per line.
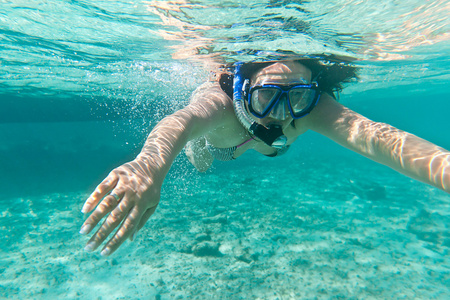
left=269, top=95, right=290, bottom=120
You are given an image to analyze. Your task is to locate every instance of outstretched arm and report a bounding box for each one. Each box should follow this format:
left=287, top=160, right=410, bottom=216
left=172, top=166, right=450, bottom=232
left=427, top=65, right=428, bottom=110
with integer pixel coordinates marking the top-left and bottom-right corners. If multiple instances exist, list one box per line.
left=80, top=83, right=234, bottom=256
left=307, top=94, right=450, bottom=193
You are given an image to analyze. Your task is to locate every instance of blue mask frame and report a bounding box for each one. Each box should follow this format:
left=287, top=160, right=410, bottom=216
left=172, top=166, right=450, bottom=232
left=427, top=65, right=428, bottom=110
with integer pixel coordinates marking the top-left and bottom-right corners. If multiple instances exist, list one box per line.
left=247, top=83, right=321, bottom=119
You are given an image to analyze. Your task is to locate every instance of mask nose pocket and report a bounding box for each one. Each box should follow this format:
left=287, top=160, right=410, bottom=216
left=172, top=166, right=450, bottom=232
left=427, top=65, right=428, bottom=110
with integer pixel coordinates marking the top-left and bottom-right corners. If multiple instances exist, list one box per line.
left=269, top=96, right=289, bottom=120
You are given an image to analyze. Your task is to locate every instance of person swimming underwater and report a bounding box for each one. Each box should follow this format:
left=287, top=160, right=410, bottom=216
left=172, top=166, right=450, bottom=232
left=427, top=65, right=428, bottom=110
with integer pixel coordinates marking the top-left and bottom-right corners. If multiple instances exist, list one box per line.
left=79, top=56, right=450, bottom=256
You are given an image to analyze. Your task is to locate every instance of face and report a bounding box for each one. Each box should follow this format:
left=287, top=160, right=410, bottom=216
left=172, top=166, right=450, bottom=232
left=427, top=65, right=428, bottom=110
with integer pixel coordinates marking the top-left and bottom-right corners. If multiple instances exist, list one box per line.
left=249, top=61, right=312, bottom=129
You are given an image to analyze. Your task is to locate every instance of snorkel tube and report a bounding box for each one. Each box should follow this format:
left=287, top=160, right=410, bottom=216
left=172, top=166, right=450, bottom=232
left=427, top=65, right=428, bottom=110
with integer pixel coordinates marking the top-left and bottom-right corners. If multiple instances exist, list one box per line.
left=233, top=62, right=288, bottom=149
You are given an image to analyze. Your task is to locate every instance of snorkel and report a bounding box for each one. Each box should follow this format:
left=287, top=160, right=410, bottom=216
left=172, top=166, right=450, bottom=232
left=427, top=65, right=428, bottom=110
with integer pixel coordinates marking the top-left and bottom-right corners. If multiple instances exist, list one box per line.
left=233, top=62, right=288, bottom=149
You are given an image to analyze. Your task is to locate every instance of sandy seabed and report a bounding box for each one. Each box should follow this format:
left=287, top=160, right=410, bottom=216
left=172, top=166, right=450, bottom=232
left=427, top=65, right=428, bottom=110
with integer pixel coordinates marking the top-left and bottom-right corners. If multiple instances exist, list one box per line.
left=1, top=155, right=449, bottom=300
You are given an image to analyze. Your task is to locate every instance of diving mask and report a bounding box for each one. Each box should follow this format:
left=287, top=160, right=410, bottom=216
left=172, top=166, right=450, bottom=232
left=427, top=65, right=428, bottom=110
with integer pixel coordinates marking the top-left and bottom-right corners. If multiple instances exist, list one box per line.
left=246, top=82, right=320, bottom=120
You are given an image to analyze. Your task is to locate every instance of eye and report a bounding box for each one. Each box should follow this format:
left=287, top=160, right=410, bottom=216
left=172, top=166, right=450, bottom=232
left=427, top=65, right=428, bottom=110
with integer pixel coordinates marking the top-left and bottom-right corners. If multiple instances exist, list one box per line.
left=251, top=88, right=279, bottom=113
left=289, top=88, right=316, bottom=111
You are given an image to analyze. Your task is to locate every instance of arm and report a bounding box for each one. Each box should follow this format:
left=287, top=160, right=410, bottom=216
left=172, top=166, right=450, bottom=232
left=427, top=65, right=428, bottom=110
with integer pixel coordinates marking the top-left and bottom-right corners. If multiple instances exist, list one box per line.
left=306, top=94, right=450, bottom=193
left=80, top=83, right=234, bottom=256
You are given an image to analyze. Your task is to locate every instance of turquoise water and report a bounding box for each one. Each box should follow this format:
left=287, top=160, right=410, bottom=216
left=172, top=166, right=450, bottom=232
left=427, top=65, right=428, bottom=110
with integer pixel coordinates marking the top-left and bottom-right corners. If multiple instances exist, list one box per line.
left=1, top=1, right=449, bottom=299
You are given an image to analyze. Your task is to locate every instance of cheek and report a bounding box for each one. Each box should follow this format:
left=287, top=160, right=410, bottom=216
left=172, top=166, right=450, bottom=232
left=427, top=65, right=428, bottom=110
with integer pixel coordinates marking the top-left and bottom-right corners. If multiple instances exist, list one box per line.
left=282, top=118, right=294, bottom=129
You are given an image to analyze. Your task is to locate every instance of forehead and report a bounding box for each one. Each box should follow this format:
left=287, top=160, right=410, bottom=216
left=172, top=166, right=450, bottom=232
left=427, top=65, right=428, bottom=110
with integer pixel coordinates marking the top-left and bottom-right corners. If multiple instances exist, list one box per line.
left=251, top=61, right=312, bottom=85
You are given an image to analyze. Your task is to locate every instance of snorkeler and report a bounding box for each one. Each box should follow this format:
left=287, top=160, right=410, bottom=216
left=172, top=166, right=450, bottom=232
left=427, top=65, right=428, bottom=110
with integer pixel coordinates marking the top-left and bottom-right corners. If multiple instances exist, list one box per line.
left=79, top=57, right=450, bottom=257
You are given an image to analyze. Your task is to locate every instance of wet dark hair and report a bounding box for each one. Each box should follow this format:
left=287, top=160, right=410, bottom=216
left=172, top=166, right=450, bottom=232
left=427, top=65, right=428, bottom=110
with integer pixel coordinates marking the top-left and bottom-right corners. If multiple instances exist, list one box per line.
left=218, top=54, right=359, bottom=100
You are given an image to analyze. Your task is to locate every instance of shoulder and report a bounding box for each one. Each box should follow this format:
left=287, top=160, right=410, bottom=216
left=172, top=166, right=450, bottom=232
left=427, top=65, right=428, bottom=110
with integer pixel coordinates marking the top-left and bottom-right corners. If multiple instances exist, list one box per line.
left=181, top=80, right=236, bottom=130
left=289, top=92, right=339, bottom=135
left=189, top=81, right=232, bottom=106
left=301, top=92, right=377, bottom=146
left=298, top=93, right=344, bottom=130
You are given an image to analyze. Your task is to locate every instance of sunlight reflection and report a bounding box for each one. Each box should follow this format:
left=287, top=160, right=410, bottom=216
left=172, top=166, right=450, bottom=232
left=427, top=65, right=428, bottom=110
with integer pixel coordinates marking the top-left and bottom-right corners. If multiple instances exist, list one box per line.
left=365, top=0, right=449, bottom=60
left=145, top=0, right=224, bottom=68
left=145, top=0, right=449, bottom=63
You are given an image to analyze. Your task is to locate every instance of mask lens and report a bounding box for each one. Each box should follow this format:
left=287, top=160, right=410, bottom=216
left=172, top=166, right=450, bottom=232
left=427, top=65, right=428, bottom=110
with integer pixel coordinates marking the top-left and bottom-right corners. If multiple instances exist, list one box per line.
left=289, top=88, right=316, bottom=115
left=250, top=88, right=279, bottom=115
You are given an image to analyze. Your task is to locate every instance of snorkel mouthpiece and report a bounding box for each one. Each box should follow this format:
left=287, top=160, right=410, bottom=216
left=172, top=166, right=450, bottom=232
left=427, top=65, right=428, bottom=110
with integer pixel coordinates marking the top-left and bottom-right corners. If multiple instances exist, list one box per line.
left=272, top=133, right=288, bottom=149
left=233, top=62, right=288, bottom=149
left=249, top=123, right=287, bottom=149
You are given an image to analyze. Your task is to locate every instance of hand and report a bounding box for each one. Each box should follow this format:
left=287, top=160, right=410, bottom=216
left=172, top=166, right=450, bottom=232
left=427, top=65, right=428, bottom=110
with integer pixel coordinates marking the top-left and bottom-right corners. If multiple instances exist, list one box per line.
left=79, top=160, right=160, bottom=256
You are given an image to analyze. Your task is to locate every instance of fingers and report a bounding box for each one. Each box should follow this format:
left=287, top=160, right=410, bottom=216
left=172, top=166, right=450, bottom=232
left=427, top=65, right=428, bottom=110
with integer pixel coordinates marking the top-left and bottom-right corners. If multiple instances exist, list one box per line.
left=83, top=199, right=132, bottom=253
left=82, top=204, right=157, bottom=256
left=137, top=206, right=157, bottom=232
left=79, top=190, right=124, bottom=235
left=81, top=173, right=119, bottom=214
left=129, top=206, right=157, bottom=241
left=80, top=165, right=160, bottom=256
left=98, top=207, right=142, bottom=256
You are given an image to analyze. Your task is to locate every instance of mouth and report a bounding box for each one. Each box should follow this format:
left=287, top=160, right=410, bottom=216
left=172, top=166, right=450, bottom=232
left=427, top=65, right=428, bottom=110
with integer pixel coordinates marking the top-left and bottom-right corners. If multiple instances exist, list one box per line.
left=261, top=121, right=282, bottom=129
left=261, top=118, right=292, bottom=130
